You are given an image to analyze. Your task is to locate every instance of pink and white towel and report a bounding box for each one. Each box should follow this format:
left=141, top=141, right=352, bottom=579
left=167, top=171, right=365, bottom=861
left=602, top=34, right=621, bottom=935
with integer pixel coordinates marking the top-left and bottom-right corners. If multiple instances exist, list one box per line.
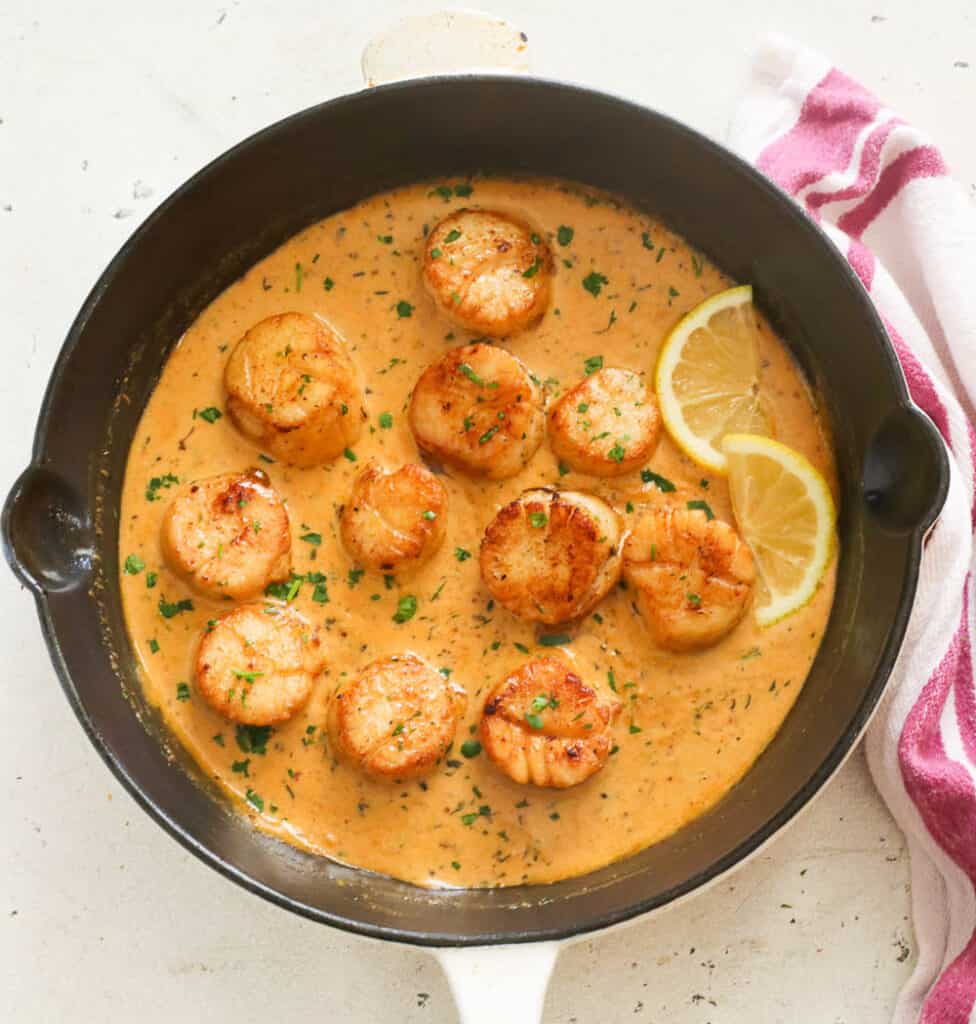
left=731, top=35, right=976, bottom=1024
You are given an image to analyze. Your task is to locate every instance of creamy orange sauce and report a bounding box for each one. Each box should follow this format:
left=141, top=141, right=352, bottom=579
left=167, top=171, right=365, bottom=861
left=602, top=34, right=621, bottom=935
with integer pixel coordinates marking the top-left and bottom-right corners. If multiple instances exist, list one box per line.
left=119, top=178, right=837, bottom=888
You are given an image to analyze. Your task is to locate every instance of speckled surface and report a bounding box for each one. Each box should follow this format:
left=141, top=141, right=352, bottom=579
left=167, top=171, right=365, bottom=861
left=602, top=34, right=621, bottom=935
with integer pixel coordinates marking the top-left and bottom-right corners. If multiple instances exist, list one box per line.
left=1, top=1, right=973, bottom=1020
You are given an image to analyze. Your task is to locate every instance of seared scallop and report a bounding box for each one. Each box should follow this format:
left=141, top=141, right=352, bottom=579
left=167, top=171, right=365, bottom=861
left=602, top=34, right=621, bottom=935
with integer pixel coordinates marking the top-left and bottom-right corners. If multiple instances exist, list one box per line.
left=340, top=463, right=448, bottom=573
left=408, top=343, right=545, bottom=479
left=224, top=312, right=365, bottom=466
left=480, top=657, right=620, bottom=788
left=548, top=367, right=661, bottom=476
left=161, top=469, right=290, bottom=600
left=195, top=604, right=324, bottom=725
left=480, top=488, right=623, bottom=625
left=329, top=653, right=467, bottom=780
left=623, top=502, right=756, bottom=651
left=422, top=209, right=552, bottom=337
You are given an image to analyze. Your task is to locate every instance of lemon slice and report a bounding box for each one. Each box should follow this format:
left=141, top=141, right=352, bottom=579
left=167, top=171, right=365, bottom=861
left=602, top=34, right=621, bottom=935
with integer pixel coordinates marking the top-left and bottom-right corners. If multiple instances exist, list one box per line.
left=722, top=433, right=836, bottom=627
left=655, top=284, right=769, bottom=473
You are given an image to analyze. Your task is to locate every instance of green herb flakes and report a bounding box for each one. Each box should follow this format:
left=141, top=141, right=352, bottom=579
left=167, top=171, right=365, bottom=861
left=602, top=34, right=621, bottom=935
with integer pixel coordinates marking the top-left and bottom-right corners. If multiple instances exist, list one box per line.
left=393, top=595, right=418, bottom=624
left=687, top=499, right=715, bottom=520
left=582, top=271, right=609, bottom=297
left=641, top=469, right=676, bottom=492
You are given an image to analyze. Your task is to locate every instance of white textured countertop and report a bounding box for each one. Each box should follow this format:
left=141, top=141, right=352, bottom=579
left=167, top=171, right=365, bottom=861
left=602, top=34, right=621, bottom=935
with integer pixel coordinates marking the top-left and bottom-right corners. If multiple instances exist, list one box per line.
left=2, top=1, right=973, bottom=1020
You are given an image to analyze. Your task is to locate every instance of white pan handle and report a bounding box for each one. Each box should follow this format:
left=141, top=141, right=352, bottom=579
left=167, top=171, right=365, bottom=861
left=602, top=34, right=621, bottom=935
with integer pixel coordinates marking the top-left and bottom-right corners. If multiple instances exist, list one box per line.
left=434, top=943, right=560, bottom=1024
left=361, top=9, right=530, bottom=87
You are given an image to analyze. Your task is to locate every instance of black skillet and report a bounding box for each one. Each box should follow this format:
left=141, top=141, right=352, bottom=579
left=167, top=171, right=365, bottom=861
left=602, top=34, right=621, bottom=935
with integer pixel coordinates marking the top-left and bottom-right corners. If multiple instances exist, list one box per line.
left=2, top=75, right=948, bottom=983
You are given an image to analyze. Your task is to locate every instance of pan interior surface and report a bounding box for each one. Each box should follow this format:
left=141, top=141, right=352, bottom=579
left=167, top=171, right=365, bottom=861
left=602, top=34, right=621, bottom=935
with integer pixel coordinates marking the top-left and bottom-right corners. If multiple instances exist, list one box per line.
left=23, top=77, right=922, bottom=945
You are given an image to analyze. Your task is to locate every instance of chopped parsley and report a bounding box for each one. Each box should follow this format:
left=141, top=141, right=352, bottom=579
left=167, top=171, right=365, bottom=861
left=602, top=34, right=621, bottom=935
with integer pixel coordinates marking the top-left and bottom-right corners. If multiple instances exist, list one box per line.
left=176, top=682, right=190, bottom=701
left=478, top=424, right=499, bottom=445
left=232, top=670, right=263, bottom=683
left=641, top=469, right=676, bottom=492
left=422, top=510, right=437, bottom=521
left=459, top=362, right=495, bottom=388
left=522, top=259, right=541, bottom=278
left=557, top=225, right=574, bottom=246
left=687, top=592, right=702, bottom=607
left=377, top=234, right=393, bottom=245
left=582, top=271, right=608, bottom=297
left=444, top=228, right=462, bottom=244
left=455, top=547, right=471, bottom=562
left=245, top=789, right=264, bottom=812
left=687, top=499, right=715, bottom=520
left=196, top=406, right=222, bottom=424
left=300, top=531, right=322, bottom=546
left=525, top=712, right=544, bottom=730
left=529, top=512, right=548, bottom=529
left=583, top=355, right=604, bottom=376
left=378, top=411, right=394, bottom=429
left=145, top=571, right=158, bottom=589
left=323, top=276, right=335, bottom=291
left=236, top=724, right=272, bottom=755
left=148, top=638, right=160, bottom=654
left=607, top=443, right=626, bottom=463
left=460, top=739, right=482, bottom=758
left=454, top=183, right=473, bottom=197
left=395, top=300, right=414, bottom=318
left=538, top=633, right=570, bottom=647
left=641, top=231, right=654, bottom=250
left=393, top=594, right=418, bottom=624
left=158, top=596, right=194, bottom=618
left=145, top=472, right=179, bottom=502
left=343, top=448, right=357, bottom=462
left=347, top=568, right=365, bottom=587
left=124, top=554, right=145, bottom=575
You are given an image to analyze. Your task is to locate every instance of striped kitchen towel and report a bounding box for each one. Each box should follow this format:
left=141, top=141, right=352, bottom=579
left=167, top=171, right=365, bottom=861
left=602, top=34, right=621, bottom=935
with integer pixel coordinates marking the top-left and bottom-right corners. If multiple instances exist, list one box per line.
left=730, top=35, right=976, bottom=1024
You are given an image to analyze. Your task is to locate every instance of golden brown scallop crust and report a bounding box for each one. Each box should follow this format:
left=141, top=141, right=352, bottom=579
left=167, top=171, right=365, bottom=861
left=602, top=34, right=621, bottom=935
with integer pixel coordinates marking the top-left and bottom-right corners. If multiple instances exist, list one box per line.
left=422, top=208, right=552, bottom=337
left=224, top=312, right=366, bottom=466
left=329, top=653, right=467, bottom=781
left=340, top=463, right=448, bottom=573
left=161, top=468, right=291, bottom=600
left=480, top=657, right=620, bottom=788
left=479, top=488, right=623, bottom=625
left=548, top=367, right=662, bottom=477
left=408, top=343, right=545, bottom=480
left=195, top=604, right=324, bottom=726
left=623, top=502, right=756, bottom=651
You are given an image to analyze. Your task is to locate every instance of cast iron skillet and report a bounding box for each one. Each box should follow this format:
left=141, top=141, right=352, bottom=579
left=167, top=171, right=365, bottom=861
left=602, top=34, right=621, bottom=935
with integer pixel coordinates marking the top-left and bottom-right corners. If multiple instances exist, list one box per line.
left=2, top=76, right=948, bottom=947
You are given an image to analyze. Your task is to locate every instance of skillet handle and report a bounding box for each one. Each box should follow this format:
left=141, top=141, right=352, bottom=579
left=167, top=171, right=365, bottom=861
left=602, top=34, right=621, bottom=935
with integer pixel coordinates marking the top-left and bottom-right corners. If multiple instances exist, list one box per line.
left=863, top=403, right=950, bottom=535
left=2, top=464, right=94, bottom=594
left=434, top=943, right=559, bottom=1024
